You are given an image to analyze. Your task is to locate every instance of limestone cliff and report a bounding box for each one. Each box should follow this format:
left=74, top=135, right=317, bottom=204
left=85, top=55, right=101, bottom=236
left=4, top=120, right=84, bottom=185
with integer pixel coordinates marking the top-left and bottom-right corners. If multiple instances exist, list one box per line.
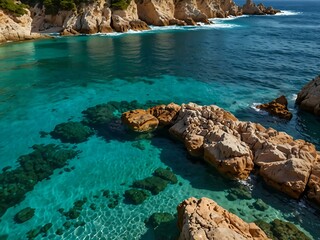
left=0, top=9, right=43, bottom=43
left=0, top=0, right=280, bottom=42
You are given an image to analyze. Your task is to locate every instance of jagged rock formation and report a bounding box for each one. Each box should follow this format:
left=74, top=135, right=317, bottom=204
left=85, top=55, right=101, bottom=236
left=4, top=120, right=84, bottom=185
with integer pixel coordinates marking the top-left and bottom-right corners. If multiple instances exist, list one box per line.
left=0, top=9, right=44, bottom=42
left=122, top=102, right=320, bottom=205
left=177, top=197, right=270, bottom=240
left=256, top=95, right=293, bottom=120
left=0, top=0, right=281, bottom=41
left=296, top=75, right=320, bottom=116
left=242, top=0, right=280, bottom=15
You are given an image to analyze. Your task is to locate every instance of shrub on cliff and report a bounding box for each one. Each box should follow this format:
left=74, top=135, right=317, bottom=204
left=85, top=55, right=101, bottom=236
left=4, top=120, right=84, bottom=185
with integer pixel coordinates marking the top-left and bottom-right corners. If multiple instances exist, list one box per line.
left=110, top=0, right=131, bottom=10
left=0, top=0, right=27, bottom=16
left=43, top=0, right=76, bottom=14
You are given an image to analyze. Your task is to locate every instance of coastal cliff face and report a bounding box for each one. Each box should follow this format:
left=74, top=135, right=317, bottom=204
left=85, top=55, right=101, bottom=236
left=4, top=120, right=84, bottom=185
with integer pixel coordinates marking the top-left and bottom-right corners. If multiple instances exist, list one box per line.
left=122, top=103, right=320, bottom=206
left=0, top=9, right=42, bottom=42
left=0, top=0, right=280, bottom=41
left=178, top=197, right=269, bottom=240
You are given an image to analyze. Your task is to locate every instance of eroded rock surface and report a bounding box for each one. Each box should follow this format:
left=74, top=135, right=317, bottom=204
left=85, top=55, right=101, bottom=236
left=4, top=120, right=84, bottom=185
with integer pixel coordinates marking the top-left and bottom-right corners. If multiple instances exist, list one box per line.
left=177, top=197, right=270, bottom=240
left=122, top=102, right=320, bottom=204
left=296, top=75, right=320, bottom=116
left=256, top=95, right=293, bottom=120
left=0, top=9, right=44, bottom=42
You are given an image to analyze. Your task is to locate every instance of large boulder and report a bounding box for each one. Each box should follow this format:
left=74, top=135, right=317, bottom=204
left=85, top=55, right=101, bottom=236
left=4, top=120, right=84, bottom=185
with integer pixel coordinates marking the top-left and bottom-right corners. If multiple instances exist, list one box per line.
left=122, top=109, right=159, bottom=132
left=204, top=130, right=254, bottom=179
left=178, top=197, right=269, bottom=240
left=256, top=95, right=293, bottom=120
left=296, top=75, right=320, bottom=116
left=307, top=155, right=320, bottom=205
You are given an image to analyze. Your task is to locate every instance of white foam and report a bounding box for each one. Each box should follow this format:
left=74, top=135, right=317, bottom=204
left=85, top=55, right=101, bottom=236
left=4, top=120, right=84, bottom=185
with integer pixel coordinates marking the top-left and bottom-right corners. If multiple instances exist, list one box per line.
left=275, top=10, right=302, bottom=16
left=291, top=94, right=298, bottom=101
left=251, top=103, right=262, bottom=112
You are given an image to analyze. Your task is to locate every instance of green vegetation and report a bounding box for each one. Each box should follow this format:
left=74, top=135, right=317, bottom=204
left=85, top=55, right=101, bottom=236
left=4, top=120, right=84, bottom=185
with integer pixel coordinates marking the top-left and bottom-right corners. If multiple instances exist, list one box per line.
left=0, top=0, right=27, bottom=16
left=43, top=0, right=76, bottom=14
left=110, top=0, right=131, bottom=10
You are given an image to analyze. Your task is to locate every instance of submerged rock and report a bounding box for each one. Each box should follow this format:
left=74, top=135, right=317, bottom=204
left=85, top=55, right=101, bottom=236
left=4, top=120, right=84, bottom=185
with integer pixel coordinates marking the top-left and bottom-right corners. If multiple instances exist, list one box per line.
left=145, top=212, right=175, bottom=228
left=51, top=121, right=94, bottom=143
left=256, top=95, right=292, bottom=120
left=296, top=75, right=320, bottom=116
left=0, top=144, right=79, bottom=217
left=132, top=176, right=169, bottom=195
left=153, top=167, right=178, bottom=184
left=14, top=207, right=35, bottom=223
left=178, top=197, right=269, bottom=240
left=253, top=199, right=269, bottom=211
left=124, top=189, right=150, bottom=205
left=255, top=219, right=311, bottom=240
left=227, top=186, right=252, bottom=201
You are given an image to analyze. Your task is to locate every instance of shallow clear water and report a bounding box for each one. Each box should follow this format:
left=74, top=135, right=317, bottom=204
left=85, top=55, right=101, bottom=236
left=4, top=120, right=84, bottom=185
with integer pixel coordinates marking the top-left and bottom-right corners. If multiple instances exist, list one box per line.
left=0, top=1, right=320, bottom=239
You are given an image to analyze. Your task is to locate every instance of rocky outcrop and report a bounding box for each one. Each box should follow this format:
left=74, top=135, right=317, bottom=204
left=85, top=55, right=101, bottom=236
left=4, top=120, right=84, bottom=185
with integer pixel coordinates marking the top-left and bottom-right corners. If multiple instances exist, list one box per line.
left=136, top=0, right=176, bottom=26
left=177, top=197, right=269, bottom=240
left=174, top=0, right=209, bottom=23
left=122, top=102, right=320, bottom=204
left=242, top=0, right=280, bottom=15
left=307, top=155, right=320, bottom=205
left=121, top=109, right=159, bottom=132
left=296, top=75, right=320, bottom=116
left=31, top=1, right=113, bottom=34
left=2, top=0, right=281, bottom=40
left=0, top=9, right=44, bottom=43
left=256, top=95, right=293, bottom=120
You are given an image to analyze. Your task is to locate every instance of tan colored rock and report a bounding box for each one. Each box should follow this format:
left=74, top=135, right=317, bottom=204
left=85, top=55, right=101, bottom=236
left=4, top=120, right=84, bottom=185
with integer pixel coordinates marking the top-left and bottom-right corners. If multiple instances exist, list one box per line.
left=31, top=1, right=113, bottom=34
left=242, top=0, right=280, bottom=15
left=259, top=158, right=313, bottom=199
left=296, top=75, right=320, bottom=116
left=169, top=19, right=187, bottom=26
left=147, top=103, right=181, bottom=126
left=0, top=9, right=44, bottom=43
left=178, top=197, right=270, bottom=240
left=256, top=95, right=293, bottom=120
left=112, top=14, right=130, bottom=32
left=60, top=28, right=79, bottom=36
left=121, top=109, right=159, bottom=132
left=174, top=0, right=209, bottom=23
left=204, top=131, right=254, bottom=179
left=129, top=20, right=150, bottom=31
left=124, top=102, right=320, bottom=204
left=136, top=0, right=175, bottom=26
left=307, top=154, right=320, bottom=205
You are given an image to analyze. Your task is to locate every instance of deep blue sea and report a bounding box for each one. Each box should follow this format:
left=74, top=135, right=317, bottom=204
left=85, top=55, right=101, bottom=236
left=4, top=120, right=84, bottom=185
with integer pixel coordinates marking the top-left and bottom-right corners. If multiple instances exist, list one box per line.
left=0, top=1, right=320, bottom=239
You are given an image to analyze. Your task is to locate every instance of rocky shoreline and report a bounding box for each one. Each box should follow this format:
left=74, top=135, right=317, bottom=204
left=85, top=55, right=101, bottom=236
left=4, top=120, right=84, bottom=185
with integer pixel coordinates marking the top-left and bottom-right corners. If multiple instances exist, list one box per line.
left=122, top=102, right=320, bottom=206
left=0, top=0, right=280, bottom=43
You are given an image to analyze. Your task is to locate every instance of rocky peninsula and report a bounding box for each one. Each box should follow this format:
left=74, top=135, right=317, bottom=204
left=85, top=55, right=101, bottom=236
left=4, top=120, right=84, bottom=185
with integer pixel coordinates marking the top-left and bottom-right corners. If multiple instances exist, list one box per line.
left=1, top=0, right=280, bottom=43
left=122, top=102, right=320, bottom=206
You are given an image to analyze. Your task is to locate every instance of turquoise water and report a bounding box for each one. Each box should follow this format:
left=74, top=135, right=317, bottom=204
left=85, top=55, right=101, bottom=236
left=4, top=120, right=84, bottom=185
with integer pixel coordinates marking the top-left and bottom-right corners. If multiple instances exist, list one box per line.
left=1, top=1, right=320, bottom=239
